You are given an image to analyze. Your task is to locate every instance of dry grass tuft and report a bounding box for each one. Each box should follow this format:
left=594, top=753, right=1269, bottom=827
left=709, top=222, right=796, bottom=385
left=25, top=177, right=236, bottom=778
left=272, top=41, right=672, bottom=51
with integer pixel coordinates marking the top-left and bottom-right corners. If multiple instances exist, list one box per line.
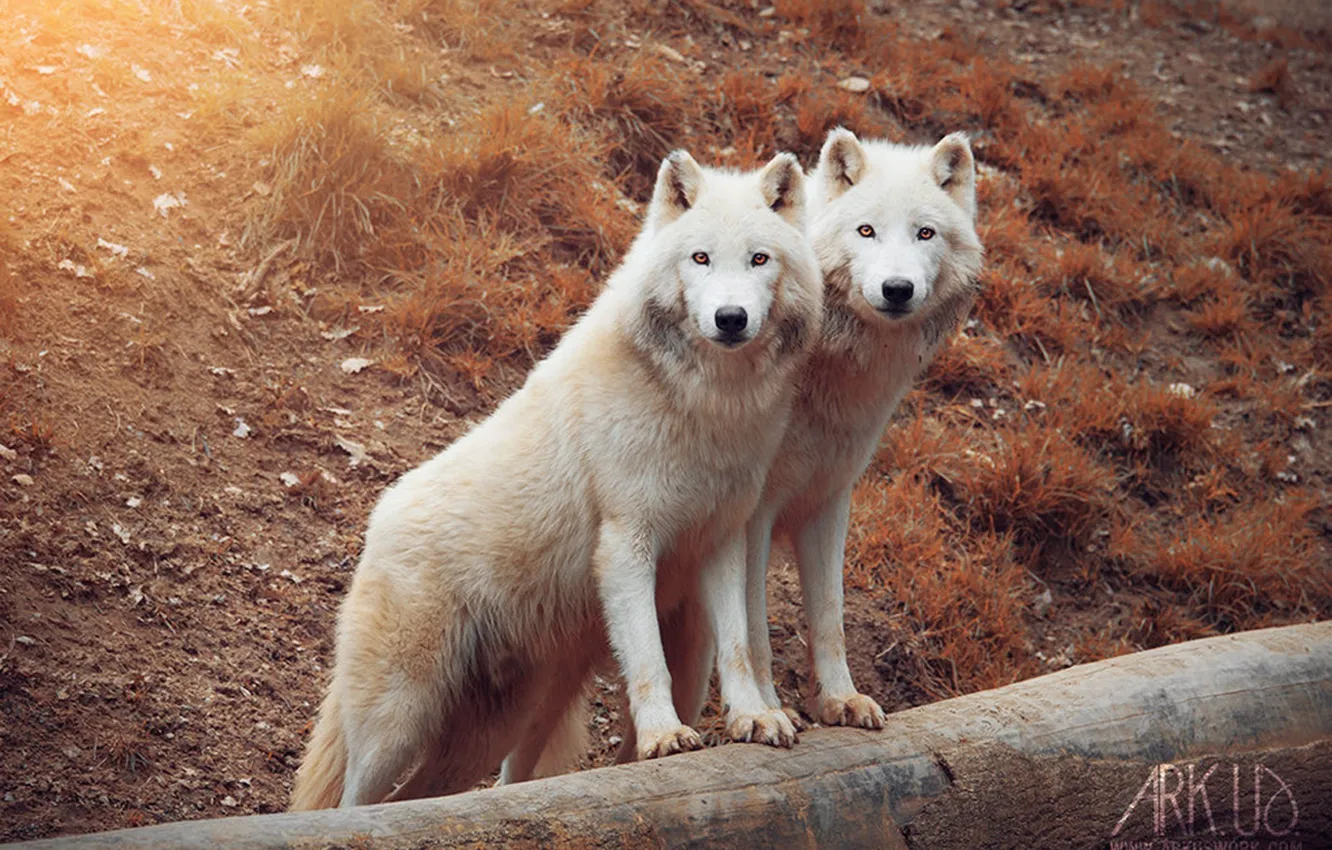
left=558, top=55, right=692, bottom=200
left=944, top=428, right=1115, bottom=559
left=922, top=332, right=1010, bottom=397
left=243, top=88, right=409, bottom=271
left=1247, top=58, right=1293, bottom=106
left=399, top=0, right=510, bottom=60
left=776, top=0, right=869, bottom=52
left=1185, top=288, right=1253, bottom=339
left=1115, top=498, right=1330, bottom=621
left=1046, top=240, right=1159, bottom=316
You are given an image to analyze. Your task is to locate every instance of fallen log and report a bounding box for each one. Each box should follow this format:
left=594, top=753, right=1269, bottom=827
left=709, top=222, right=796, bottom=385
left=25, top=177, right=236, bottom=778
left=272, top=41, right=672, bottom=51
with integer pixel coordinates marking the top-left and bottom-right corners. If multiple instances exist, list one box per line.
left=11, top=621, right=1332, bottom=849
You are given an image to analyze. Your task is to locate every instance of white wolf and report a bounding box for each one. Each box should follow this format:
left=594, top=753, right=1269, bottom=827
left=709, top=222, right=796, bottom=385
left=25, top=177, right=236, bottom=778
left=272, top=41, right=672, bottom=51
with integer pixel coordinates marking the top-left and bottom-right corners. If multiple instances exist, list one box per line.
left=694, top=129, right=985, bottom=744
left=289, top=149, right=823, bottom=810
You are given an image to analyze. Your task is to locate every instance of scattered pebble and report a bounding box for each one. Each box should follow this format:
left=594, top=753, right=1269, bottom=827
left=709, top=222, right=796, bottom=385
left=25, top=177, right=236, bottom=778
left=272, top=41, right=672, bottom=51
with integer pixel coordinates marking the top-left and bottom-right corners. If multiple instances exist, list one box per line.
left=57, top=259, right=93, bottom=279
left=0, top=443, right=16, bottom=461
left=654, top=44, right=687, bottom=64
left=232, top=418, right=253, bottom=439
left=838, top=76, right=871, bottom=93
left=1167, top=382, right=1197, bottom=399
left=16, top=636, right=35, bottom=646
left=279, top=472, right=301, bottom=488
left=340, top=357, right=374, bottom=374
left=96, top=237, right=129, bottom=259
left=320, top=327, right=358, bottom=341
left=153, top=191, right=187, bottom=218
left=335, top=436, right=369, bottom=467
left=12, top=473, right=34, bottom=486
left=220, top=795, right=238, bottom=808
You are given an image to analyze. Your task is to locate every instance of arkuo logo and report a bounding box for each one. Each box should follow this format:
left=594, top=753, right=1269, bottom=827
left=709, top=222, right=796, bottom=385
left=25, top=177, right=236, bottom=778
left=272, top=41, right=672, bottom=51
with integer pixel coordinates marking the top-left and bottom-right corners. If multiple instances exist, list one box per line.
left=1111, top=762, right=1300, bottom=846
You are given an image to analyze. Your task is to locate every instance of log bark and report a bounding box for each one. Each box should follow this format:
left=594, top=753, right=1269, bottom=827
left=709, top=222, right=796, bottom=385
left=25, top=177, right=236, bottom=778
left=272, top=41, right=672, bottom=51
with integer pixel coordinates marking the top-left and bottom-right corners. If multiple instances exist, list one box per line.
left=10, top=621, right=1332, bottom=849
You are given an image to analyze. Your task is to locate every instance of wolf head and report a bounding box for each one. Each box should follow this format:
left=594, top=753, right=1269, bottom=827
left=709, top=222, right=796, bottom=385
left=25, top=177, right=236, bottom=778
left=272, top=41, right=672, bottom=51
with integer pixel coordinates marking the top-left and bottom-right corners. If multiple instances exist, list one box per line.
left=810, top=129, right=983, bottom=327
left=631, top=150, right=821, bottom=355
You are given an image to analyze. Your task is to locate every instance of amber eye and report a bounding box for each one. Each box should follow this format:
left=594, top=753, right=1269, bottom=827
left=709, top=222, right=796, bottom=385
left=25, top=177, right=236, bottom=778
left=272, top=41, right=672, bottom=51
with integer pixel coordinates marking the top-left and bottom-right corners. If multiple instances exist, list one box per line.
left=692, top=251, right=710, bottom=265
left=751, top=252, right=769, bottom=266
left=857, top=224, right=875, bottom=238
left=917, top=226, right=936, bottom=241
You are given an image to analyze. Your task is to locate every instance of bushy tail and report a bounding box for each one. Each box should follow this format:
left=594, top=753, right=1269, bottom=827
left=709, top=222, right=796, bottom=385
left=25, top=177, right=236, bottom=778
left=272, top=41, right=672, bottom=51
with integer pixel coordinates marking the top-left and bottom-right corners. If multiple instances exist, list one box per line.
left=290, top=688, right=346, bottom=811
left=532, top=689, right=591, bottom=780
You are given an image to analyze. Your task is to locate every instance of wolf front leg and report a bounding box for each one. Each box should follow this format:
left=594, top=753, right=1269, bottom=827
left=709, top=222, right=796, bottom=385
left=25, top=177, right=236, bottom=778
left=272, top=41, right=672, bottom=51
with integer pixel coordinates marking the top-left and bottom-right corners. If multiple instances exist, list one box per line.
left=794, top=488, right=886, bottom=729
left=744, top=509, right=805, bottom=728
left=595, top=523, right=703, bottom=760
left=703, top=532, right=798, bottom=747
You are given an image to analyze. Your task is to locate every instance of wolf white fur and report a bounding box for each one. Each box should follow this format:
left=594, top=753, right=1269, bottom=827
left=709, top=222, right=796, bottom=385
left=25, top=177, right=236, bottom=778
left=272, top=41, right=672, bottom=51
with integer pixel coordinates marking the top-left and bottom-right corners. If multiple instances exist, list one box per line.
left=694, top=129, right=984, bottom=742
left=288, top=150, right=823, bottom=810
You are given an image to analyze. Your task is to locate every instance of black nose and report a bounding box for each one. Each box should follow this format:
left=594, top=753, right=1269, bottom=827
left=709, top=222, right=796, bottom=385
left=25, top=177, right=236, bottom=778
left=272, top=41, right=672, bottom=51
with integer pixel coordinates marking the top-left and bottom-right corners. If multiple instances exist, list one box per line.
left=715, top=305, right=748, bottom=336
left=882, top=278, right=914, bottom=305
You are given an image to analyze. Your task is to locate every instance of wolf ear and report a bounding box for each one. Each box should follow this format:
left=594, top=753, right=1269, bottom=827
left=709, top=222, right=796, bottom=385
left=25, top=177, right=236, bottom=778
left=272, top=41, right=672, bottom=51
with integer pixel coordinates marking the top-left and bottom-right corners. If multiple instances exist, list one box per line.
left=648, top=150, right=705, bottom=228
left=930, top=132, right=977, bottom=219
left=818, top=127, right=867, bottom=200
left=758, top=152, right=805, bottom=227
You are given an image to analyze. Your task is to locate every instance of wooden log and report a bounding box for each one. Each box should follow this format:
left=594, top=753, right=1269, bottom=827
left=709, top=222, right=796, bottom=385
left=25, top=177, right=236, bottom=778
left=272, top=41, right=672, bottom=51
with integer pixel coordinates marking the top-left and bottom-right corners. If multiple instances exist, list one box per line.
left=11, top=621, right=1332, bottom=849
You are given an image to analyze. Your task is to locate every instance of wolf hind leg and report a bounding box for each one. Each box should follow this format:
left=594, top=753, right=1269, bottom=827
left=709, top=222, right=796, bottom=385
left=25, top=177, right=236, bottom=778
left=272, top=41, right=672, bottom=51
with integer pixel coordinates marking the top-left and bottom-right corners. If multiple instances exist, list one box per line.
left=499, top=657, right=594, bottom=786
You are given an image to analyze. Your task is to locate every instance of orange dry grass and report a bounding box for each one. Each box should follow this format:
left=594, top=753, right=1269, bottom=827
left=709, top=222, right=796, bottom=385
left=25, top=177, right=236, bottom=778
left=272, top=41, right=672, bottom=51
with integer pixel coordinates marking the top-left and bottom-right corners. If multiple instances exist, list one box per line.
left=943, top=427, right=1115, bottom=558
left=775, top=0, right=870, bottom=52
left=557, top=54, right=692, bottom=199
left=1114, top=498, right=1329, bottom=621
left=244, top=88, right=410, bottom=271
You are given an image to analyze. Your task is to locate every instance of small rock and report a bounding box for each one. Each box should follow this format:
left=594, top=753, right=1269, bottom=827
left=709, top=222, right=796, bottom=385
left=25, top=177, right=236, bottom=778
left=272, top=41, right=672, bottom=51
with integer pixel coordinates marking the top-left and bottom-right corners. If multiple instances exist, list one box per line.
left=126, top=496, right=142, bottom=508
left=1294, top=415, right=1316, bottom=432
left=96, top=237, right=130, bottom=259
left=232, top=418, right=252, bottom=439
left=340, top=357, right=374, bottom=374
left=220, top=795, right=238, bottom=808
left=12, top=473, right=34, bottom=486
left=608, top=735, right=623, bottom=747
left=838, top=76, right=871, bottom=93
left=279, top=472, right=301, bottom=487
left=0, top=443, right=16, bottom=461
left=152, top=191, right=187, bottom=218
left=1032, top=588, right=1053, bottom=617
left=1167, top=382, right=1196, bottom=399
left=16, top=636, right=35, bottom=646
left=653, top=44, right=687, bottom=64
left=334, top=436, right=369, bottom=467
left=320, top=327, right=358, bottom=341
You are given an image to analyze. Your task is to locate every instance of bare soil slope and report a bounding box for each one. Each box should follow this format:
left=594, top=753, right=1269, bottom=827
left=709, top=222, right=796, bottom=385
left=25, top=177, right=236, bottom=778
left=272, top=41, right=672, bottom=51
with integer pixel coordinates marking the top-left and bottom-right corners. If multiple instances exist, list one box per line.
left=1, top=0, right=1329, bottom=840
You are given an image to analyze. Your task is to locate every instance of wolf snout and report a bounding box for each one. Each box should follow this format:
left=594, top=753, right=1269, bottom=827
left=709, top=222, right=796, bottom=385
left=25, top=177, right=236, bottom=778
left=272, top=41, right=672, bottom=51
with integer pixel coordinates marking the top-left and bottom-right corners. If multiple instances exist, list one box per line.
left=881, top=278, right=914, bottom=307
left=714, top=305, right=749, bottom=343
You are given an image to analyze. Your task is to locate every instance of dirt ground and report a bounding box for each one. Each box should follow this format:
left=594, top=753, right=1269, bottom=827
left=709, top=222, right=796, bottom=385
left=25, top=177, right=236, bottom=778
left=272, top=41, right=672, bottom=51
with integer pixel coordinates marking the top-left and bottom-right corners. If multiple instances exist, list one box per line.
left=1, top=0, right=1329, bottom=842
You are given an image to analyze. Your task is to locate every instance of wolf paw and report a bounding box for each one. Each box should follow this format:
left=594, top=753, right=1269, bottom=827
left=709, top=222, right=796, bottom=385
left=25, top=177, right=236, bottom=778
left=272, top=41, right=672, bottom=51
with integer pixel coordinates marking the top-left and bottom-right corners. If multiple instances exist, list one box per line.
left=725, top=708, right=798, bottom=748
left=808, top=692, right=886, bottom=729
left=781, top=705, right=808, bottom=731
left=637, top=725, right=704, bottom=760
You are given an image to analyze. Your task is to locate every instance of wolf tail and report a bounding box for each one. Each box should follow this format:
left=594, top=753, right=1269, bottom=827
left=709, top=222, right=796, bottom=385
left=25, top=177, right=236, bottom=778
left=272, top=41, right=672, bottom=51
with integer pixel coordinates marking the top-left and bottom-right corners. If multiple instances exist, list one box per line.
left=290, top=687, right=347, bottom=810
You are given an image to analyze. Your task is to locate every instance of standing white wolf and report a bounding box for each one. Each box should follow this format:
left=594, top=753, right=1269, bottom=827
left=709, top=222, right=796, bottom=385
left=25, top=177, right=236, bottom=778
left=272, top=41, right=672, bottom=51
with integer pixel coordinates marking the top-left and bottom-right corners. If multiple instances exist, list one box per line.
left=289, top=149, right=823, bottom=810
left=696, top=129, right=984, bottom=744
